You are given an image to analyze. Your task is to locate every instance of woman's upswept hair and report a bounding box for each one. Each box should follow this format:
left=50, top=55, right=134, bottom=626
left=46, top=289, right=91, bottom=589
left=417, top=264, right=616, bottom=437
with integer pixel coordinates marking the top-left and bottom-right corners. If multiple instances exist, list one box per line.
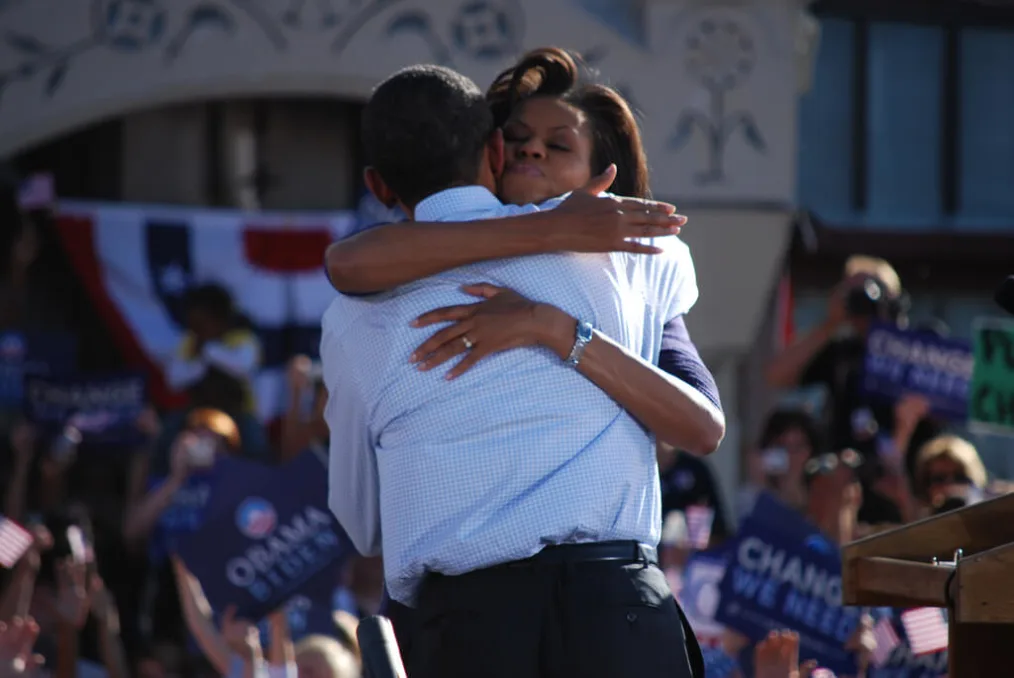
left=486, top=46, right=650, bottom=199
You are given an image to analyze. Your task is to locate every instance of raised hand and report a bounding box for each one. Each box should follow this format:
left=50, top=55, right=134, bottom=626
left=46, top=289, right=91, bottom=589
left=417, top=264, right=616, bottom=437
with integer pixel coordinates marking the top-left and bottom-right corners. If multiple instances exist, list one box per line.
left=54, top=559, right=90, bottom=629
left=754, top=630, right=801, bottom=678
left=0, top=616, right=44, bottom=676
left=220, top=605, right=262, bottom=664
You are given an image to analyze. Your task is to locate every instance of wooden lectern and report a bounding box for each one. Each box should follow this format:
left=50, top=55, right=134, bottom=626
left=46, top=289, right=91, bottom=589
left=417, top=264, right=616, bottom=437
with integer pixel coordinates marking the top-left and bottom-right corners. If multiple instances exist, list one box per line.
left=842, top=492, right=1014, bottom=675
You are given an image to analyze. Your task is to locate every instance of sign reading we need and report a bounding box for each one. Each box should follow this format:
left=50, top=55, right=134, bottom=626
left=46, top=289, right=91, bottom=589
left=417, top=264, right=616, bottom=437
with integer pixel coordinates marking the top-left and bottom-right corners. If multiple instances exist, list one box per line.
left=176, top=450, right=352, bottom=620
left=969, top=318, right=1014, bottom=435
left=715, top=493, right=863, bottom=676
left=862, top=322, right=973, bottom=420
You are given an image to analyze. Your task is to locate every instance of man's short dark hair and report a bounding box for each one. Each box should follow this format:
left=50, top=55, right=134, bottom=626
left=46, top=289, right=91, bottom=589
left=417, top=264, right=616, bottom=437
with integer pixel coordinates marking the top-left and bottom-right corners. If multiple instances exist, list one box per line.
left=362, top=65, right=495, bottom=207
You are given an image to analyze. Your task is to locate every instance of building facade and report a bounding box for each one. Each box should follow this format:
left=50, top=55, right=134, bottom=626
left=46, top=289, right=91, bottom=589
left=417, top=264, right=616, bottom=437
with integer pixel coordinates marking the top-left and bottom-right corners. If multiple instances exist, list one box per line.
left=1, top=0, right=822, bottom=511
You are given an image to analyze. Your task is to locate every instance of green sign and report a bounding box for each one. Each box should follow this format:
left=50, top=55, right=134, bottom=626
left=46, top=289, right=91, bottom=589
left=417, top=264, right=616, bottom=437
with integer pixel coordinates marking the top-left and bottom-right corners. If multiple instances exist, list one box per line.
left=969, top=318, right=1014, bottom=434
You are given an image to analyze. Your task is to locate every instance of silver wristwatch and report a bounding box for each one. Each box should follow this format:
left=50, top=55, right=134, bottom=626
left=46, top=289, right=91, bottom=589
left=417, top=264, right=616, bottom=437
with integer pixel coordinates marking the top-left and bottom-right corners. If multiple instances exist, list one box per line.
left=565, top=321, right=594, bottom=367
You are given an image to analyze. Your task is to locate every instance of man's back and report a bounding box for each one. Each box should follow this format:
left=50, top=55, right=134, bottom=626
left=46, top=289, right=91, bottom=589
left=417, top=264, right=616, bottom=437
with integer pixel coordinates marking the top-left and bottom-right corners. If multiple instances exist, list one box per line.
left=324, top=221, right=692, bottom=604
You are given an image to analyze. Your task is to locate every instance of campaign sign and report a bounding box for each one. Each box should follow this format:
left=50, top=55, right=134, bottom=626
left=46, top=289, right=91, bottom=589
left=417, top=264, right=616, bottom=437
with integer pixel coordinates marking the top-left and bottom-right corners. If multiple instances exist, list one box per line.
left=176, top=450, right=351, bottom=620
left=149, top=469, right=220, bottom=565
left=0, top=332, right=75, bottom=408
left=678, top=546, right=734, bottom=645
left=868, top=611, right=948, bottom=678
left=862, top=322, right=973, bottom=420
left=715, top=493, right=863, bottom=676
left=24, top=372, right=146, bottom=446
left=969, top=317, right=1014, bottom=435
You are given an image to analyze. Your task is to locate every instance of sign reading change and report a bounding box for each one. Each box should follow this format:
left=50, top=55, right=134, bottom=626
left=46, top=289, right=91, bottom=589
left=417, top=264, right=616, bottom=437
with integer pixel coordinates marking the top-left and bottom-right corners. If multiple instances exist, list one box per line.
left=969, top=318, right=1014, bottom=435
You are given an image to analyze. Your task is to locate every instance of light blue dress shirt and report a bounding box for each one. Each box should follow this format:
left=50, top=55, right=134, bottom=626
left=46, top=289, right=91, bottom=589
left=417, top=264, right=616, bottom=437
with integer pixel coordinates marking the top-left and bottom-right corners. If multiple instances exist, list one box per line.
left=322, top=186, right=698, bottom=605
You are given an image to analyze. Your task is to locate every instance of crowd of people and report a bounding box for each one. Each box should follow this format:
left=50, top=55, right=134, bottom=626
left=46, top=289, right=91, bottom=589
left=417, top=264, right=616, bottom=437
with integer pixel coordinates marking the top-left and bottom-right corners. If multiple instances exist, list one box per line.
left=1, top=43, right=1005, bottom=678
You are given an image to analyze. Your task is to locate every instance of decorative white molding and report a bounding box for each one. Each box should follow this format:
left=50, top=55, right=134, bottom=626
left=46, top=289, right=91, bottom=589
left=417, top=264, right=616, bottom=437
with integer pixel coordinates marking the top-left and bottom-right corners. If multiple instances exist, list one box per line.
left=0, top=0, right=802, bottom=204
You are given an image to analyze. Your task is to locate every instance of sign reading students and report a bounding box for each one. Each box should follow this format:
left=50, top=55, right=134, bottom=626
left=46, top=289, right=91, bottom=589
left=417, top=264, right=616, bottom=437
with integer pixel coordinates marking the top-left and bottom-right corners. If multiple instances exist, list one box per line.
left=715, top=493, right=863, bottom=676
left=862, top=322, right=974, bottom=420
left=969, top=317, right=1014, bottom=434
left=176, top=450, right=351, bottom=620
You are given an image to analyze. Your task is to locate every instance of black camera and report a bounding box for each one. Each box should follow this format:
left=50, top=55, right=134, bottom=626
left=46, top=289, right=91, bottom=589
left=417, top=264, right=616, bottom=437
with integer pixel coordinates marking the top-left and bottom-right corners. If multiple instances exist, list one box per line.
left=845, top=277, right=905, bottom=322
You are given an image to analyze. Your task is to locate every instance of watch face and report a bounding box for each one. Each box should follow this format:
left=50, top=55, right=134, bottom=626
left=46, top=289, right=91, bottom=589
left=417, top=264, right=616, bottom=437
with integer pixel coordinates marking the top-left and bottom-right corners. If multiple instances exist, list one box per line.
left=578, top=322, right=594, bottom=341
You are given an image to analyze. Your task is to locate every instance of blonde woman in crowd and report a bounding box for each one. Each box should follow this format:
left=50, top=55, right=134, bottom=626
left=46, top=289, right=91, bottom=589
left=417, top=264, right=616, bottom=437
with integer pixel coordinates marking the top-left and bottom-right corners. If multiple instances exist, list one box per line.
left=912, top=434, right=988, bottom=517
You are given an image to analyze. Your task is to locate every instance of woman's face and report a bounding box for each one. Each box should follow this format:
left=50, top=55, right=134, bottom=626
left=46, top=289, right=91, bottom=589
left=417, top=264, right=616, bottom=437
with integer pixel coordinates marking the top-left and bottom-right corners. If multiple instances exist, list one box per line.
left=498, top=96, right=595, bottom=205
left=923, top=455, right=970, bottom=504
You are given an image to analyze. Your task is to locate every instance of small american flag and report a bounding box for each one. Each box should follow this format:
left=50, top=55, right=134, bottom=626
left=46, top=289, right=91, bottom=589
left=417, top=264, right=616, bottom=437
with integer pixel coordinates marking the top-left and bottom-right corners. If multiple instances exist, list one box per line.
left=684, top=505, right=715, bottom=550
left=871, top=616, right=901, bottom=667
left=901, top=607, right=949, bottom=656
left=0, top=516, right=33, bottom=568
left=16, top=173, right=54, bottom=210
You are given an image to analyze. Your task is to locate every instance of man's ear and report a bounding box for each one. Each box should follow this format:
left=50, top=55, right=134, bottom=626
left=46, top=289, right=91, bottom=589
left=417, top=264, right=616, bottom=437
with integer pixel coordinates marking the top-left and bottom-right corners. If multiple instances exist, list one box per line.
left=363, top=167, right=398, bottom=208
left=487, top=128, right=505, bottom=179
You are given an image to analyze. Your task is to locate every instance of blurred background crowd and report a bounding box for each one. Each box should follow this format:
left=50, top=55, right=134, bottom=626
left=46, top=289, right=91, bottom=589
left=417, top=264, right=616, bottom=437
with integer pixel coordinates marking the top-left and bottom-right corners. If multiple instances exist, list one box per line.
left=2, top=0, right=1013, bottom=677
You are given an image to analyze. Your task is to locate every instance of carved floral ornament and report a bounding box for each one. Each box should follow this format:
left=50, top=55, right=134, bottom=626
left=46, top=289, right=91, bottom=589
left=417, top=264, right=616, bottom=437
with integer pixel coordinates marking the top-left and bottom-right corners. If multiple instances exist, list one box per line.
left=0, top=0, right=524, bottom=106
left=0, top=0, right=798, bottom=198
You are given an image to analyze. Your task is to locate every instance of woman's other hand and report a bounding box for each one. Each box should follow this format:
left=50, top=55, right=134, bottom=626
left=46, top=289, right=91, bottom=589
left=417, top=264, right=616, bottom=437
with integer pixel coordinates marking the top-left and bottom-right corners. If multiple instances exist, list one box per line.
left=552, top=167, right=685, bottom=254
left=410, top=284, right=576, bottom=379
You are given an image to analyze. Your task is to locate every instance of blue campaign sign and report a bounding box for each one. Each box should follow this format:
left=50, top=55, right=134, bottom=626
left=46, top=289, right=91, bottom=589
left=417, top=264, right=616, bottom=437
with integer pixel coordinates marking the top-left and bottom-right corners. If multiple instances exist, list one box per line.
left=252, top=573, right=340, bottom=643
left=175, top=450, right=353, bottom=621
left=149, top=468, right=220, bottom=565
left=862, top=322, right=973, bottom=420
left=23, top=372, right=146, bottom=446
left=0, top=332, right=76, bottom=408
left=714, top=493, right=863, bottom=676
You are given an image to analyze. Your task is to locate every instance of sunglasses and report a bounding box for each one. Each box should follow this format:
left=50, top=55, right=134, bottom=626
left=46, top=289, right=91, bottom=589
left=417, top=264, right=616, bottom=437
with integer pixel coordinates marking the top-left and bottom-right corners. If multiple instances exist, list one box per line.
left=804, top=449, right=863, bottom=479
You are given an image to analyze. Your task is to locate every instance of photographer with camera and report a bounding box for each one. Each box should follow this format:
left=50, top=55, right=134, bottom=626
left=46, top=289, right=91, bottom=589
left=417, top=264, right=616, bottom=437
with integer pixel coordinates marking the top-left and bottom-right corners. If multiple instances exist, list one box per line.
left=123, top=408, right=242, bottom=661
left=765, top=256, right=930, bottom=525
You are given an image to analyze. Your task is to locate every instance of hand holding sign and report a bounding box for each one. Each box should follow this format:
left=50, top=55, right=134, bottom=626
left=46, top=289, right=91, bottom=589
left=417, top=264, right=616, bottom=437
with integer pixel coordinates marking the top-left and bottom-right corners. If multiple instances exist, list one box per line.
left=221, top=605, right=263, bottom=664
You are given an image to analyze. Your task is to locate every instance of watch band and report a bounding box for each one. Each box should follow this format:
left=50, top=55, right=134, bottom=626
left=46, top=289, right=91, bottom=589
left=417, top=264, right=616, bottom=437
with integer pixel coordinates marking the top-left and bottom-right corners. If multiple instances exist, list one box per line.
left=565, top=321, right=594, bottom=367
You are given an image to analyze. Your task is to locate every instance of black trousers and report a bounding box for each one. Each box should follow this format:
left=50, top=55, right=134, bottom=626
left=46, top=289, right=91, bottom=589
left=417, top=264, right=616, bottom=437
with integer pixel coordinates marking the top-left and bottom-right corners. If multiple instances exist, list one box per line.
left=405, top=543, right=702, bottom=678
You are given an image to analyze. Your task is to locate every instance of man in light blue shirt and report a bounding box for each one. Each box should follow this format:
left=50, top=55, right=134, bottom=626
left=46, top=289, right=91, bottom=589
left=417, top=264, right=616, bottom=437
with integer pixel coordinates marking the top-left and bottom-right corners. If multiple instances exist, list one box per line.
left=322, top=65, right=704, bottom=678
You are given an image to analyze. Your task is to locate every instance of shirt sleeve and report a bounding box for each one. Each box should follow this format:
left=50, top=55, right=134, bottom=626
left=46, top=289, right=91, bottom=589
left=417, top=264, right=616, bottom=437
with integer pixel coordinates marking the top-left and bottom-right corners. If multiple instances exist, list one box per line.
left=658, top=316, right=722, bottom=411
left=659, top=238, right=699, bottom=321
left=320, top=316, right=383, bottom=557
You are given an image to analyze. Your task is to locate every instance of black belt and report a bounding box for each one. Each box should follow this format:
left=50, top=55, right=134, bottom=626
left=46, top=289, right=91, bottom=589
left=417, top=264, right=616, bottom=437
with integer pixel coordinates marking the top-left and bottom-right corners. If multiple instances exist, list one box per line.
left=503, top=540, right=657, bottom=568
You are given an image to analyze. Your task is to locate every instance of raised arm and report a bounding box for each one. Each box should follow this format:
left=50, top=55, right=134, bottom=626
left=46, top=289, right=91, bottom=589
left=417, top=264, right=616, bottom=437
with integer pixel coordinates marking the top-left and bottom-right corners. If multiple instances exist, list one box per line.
left=327, top=175, right=685, bottom=294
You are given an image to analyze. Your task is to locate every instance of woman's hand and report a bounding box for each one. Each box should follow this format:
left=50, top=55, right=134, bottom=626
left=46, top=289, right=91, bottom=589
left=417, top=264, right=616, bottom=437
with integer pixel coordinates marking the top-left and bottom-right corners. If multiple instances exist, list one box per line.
left=410, top=284, right=575, bottom=379
left=550, top=166, right=686, bottom=254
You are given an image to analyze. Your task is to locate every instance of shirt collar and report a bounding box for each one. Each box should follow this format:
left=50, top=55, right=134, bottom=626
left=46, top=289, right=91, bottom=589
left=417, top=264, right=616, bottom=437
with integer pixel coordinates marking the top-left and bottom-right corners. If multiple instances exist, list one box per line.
left=414, top=186, right=503, bottom=222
